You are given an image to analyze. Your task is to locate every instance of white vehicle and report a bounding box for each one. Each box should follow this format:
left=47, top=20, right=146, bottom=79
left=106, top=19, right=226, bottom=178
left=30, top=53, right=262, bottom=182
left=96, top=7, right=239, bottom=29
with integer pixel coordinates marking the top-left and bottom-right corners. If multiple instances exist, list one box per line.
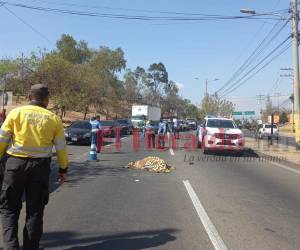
left=196, top=117, right=245, bottom=155
left=131, top=105, right=161, bottom=129
left=258, top=123, right=279, bottom=139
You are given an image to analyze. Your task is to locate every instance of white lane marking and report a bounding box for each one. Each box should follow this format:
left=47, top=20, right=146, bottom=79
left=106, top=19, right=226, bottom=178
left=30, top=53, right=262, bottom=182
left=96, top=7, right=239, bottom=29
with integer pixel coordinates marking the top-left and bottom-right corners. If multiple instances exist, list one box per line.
left=183, top=180, right=228, bottom=250
left=170, top=148, right=175, bottom=156
left=269, top=161, right=300, bottom=175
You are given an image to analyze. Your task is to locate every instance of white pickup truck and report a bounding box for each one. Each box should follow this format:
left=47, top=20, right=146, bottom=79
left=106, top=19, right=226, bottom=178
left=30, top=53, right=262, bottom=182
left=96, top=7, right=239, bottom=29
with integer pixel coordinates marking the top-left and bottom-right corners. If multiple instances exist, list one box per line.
left=258, top=123, right=279, bottom=139
left=196, top=116, right=245, bottom=155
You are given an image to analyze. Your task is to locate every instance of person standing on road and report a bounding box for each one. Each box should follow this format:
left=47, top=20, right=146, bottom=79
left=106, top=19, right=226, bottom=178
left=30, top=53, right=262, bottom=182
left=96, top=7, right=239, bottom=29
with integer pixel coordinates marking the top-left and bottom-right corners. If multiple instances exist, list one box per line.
left=158, top=119, right=167, bottom=148
left=0, top=84, right=68, bottom=250
left=95, top=115, right=103, bottom=153
left=173, top=118, right=179, bottom=139
left=89, top=116, right=101, bottom=147
left=145, top=120, right=155, bottom=149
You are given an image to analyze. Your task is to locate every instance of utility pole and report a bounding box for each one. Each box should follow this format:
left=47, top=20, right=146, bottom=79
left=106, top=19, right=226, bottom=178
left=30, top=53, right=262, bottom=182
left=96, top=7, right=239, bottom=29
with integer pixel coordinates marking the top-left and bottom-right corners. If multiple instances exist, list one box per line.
left=274, top=92, right=281, bottom=113
left=205, top=79, right=208, bottom=96
left=291, top=0, right=300, bottom=149
left=256, top=94, right=265, bottom=120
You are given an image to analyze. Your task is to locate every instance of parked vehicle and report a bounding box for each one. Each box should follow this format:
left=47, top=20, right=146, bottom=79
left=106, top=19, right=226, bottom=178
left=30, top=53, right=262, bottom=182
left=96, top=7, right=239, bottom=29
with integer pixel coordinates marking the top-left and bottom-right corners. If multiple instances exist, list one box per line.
left=187, top=118, right=197, bottom=130
left=181, top=120, right=189, bottom=131
left=65, top=121, right=92, bottom=145
left=197, top=116, right=245, bottom=155
left=258, top=123, right=279, bottom=139
left=101, top=120, right=121, bottom=137
left=117, top=119, right=133, bottom=135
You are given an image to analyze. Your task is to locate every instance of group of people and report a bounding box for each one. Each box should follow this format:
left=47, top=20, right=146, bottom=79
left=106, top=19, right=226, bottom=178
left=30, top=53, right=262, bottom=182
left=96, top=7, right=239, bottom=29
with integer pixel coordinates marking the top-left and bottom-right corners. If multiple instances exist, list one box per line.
left=144, top=118, right=180, bottom=149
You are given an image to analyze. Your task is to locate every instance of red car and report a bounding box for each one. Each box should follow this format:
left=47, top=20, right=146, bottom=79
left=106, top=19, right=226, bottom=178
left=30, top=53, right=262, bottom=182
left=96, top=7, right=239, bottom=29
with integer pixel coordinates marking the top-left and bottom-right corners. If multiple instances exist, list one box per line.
left=101, top=120, right=121, bottom=137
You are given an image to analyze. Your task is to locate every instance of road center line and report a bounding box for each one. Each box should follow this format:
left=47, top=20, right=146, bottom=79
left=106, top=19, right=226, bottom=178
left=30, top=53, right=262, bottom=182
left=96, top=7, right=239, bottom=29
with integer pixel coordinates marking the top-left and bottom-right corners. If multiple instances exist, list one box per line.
left=269, top=161, right=300, bottom=175
left=169, top=148, right=175, bottom=156
left=183, top=180, right=228, bottom=250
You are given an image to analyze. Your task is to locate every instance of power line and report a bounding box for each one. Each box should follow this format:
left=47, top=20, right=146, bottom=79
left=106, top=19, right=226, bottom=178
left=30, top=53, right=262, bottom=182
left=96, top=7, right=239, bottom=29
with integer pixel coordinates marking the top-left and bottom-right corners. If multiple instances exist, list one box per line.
left=217, top=19, right=290, bottom=94
left=2, top=4, right=52, bottom=44
left=221, top=37, right=292, bottom=97
left=0, top=1, right=287, bottom=22
left=8, top=0, right=290, bottom=17
left=221, top=36, right=291, bottom=96
left=268, top=76, right=281, bottom=93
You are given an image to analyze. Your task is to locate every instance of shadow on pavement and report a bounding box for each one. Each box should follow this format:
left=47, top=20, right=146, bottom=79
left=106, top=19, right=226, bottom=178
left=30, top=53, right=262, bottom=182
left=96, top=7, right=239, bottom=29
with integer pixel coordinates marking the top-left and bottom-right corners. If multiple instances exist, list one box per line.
left=205, top=148, right=259, bottom=158
left=41, top=229, right=178, bottom=250
left=49, top=160, right=127, bottom=193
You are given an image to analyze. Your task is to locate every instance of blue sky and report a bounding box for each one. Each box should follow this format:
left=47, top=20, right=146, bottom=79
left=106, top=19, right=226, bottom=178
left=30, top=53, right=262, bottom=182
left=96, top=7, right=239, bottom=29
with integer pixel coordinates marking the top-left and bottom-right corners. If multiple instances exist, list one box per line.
left=0, top=0, right=292, bottom=116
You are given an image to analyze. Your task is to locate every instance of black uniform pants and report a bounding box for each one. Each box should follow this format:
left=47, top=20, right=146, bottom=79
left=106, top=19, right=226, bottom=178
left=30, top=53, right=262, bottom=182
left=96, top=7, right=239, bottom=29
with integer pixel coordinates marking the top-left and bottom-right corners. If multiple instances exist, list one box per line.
left=0, top=156, right=51, bottom=250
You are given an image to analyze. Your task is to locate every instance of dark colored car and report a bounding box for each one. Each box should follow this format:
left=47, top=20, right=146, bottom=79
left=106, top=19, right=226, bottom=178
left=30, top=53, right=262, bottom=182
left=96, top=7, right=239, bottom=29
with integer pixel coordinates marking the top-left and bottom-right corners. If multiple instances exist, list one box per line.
left=65, top=120, right=91, bottom=145
left=117, top=119, right=133, bottom=135
left=101, top=120, right=120, bottom=137
left=187, top=119, right=197, bottom=130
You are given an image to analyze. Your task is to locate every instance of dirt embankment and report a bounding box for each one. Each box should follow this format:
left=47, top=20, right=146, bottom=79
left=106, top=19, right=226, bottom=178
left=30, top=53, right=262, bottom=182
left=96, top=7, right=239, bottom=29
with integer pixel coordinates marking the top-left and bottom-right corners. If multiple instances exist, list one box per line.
left=4, top=98, right=95, bottom=128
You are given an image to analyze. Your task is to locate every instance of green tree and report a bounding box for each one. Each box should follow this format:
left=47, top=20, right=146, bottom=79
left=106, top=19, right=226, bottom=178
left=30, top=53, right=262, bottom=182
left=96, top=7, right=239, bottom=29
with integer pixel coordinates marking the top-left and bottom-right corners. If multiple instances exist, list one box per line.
left=145, top=62, right=168, bottom=104
left=200, top=93, right=235, bottom=117
left=0, top=59, right=18, bottom=76
left=56, top=34, right=91, bottom=64
left=89, top=47, right=126, bottom=118
left=280, top=112, right=288, bottom=124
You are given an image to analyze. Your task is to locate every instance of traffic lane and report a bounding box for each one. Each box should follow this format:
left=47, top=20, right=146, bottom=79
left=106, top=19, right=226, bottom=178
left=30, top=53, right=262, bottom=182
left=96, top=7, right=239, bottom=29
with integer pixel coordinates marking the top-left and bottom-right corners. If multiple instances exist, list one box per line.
left=40, top=135, right=214, bottom=250
left=0, top=137, right=127, bottom=249
left=170, top=147, right=300, bottom=250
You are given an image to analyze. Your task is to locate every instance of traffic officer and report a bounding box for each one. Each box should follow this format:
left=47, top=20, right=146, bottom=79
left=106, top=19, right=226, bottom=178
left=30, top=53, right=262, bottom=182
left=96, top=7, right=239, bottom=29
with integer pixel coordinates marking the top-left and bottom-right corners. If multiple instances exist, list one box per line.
left=173, top=118, right=179, bottom=139
left=89, top=116, right=101, bottom=150
left=145, top=120, right=155, bottom=149
left=95, top=115, right=103, bottom=153
left=158, top=119, right=167, bottom=148
left=0, top=84, right=68, bottom=250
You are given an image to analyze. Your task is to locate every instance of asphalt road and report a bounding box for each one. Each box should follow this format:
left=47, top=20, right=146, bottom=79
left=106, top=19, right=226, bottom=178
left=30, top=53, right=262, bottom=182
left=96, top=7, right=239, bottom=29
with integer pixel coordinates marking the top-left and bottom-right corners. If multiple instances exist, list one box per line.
left=1, top=133, right=300, bottom=249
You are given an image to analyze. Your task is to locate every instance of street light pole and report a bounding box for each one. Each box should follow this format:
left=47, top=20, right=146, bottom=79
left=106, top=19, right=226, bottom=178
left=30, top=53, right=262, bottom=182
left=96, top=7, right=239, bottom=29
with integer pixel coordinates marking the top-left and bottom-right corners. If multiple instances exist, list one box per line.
left=241, top=4, right=299, bottom=146
left=291, top=0, right=300, bottom=149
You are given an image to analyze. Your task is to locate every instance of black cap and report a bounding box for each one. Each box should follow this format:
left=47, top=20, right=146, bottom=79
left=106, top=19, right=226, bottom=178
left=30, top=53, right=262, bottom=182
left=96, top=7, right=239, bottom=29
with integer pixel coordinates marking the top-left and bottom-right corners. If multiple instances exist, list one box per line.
left=30, top=84, right=50, bottom=101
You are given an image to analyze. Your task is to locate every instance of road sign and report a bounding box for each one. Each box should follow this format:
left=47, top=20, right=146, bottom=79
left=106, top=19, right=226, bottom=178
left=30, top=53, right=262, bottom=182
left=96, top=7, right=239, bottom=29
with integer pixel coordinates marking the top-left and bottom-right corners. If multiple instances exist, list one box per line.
left=232, top=111, right=255, bottom=116
left=244, top=111, right=255, bottom=115
left=232, top=111, right=243, bottom=115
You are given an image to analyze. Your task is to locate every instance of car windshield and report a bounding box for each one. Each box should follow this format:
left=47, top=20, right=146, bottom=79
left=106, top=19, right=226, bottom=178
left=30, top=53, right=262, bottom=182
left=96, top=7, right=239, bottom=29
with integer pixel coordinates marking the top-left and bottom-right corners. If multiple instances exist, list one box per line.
left=265, top=125, right=277, bottom=129
left=101, top=121, right=114, bottom=126
left=70, top=122, right=91, bottom=130
left=207, top=119, right=236, bottom=128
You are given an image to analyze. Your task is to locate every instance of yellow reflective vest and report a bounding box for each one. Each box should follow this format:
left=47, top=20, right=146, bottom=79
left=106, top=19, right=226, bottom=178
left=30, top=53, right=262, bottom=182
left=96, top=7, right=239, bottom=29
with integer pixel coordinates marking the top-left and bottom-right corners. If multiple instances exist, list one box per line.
left=0, top=105, right=68, bottom=172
